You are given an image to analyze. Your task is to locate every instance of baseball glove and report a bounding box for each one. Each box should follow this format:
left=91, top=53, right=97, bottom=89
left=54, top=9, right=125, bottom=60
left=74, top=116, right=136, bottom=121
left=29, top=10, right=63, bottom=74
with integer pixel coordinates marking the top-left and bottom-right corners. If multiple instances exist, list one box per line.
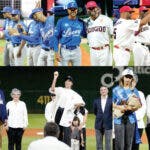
left=127, top=95, right=141, bottom=109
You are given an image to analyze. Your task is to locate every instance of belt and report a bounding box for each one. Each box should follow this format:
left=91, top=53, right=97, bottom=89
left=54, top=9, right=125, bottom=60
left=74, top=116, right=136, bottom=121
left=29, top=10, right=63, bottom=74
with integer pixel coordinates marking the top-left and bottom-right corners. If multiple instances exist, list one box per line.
left=91, top=44, right=109, bottom=50
left=27, top=44, right=40, bottom=48
left=62, top=45, right=78, bottom=50
left=13, top=44, right=20, bottom=47
left=42, top=47, right=54, bottom=51
left=114, top=45, right=130, bottom=52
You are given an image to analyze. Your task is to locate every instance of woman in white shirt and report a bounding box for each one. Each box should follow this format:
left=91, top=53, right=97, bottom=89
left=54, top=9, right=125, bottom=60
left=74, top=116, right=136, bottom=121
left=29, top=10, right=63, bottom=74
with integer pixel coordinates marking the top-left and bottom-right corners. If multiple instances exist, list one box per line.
left=6, top=88, right=28, bottom=150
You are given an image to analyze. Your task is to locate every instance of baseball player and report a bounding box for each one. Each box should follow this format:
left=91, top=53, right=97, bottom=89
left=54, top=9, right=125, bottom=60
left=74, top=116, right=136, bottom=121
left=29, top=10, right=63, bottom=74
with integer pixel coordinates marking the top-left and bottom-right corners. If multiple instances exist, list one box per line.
left=54, top=1, right=87, bottom=66
left=49, top=71, right=85, bottom=146
left=85, top=1, right=113, bottom=66
left=7, top=9, right=27, bottom=66
left=18, top=8, right=42, bottom=66
left=0, top=6, right=13, bottom=66
left=113, top=5, right=150, bottom=66
left=133, top=6, right=150, bottom=66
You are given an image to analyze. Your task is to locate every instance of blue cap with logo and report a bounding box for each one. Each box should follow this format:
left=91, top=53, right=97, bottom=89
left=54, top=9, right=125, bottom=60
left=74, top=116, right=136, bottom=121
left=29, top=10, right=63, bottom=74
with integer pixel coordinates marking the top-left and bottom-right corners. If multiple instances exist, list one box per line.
left=29, top=8, right=43, bottom=19
left=11, top=9, right=21, bottom=15
left=67, top=2, right=78, bottom=9
left=1, top=6, right=12, bottom=13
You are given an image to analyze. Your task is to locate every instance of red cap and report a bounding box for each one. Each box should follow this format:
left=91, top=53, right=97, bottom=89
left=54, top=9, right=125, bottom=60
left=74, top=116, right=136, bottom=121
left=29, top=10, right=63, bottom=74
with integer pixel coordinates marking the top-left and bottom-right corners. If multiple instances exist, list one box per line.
left=119, top=6, right=133, bottom=13
left=139, top=6, right=148, bottom=12
left=86, top=1, right=98, bottom=9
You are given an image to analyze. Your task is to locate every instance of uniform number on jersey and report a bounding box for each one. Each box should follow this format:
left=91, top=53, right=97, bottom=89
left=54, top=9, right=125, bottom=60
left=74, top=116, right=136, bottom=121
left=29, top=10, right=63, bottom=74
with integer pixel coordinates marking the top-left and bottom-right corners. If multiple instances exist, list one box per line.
left=113, top=28, right=117, bottom=39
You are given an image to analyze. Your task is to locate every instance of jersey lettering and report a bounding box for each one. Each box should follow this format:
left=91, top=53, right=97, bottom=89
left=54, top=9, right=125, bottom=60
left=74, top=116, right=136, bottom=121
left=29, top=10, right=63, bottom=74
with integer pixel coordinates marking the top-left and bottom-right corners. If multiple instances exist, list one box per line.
left=87, top=26, right=106, bottom=33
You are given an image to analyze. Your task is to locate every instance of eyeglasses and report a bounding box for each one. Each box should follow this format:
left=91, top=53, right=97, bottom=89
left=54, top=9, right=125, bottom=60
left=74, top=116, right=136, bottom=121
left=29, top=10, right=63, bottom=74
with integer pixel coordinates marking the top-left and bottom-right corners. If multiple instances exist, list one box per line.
left=88, top=7, right=96, bottom=10
left=125, top=75, right=133, bottom=79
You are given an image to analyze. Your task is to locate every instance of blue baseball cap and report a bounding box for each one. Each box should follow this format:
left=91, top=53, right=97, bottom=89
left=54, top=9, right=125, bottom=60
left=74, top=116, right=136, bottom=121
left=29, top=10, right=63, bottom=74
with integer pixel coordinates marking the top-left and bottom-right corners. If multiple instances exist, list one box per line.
left=1, top=6, right=12, bottom=13
left=29, top=8, right=43, bottom=19
left=67, top=2, right=78, bottom=9
left=11, top=9, right=21, bottom=15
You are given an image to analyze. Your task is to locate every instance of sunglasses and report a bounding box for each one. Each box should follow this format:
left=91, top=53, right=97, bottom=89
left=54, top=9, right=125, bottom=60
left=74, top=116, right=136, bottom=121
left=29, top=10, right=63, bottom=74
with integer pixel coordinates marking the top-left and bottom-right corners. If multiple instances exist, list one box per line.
left=125, top=75, right=133, bottom=79
left=88, top=7, right=96, bottom=10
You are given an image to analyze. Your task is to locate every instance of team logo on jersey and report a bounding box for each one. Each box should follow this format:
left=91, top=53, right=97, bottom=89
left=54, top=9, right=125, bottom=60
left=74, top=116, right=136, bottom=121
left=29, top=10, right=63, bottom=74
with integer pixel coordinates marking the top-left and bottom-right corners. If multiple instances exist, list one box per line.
left=63, top=27, right=81, bottom=37
left=87, top=26, right=106, bottom=33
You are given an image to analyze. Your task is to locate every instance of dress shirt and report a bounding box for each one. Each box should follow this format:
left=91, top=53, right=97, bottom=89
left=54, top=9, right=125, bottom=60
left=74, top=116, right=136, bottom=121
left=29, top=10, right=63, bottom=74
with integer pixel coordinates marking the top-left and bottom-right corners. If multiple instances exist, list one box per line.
left=101, top=96, right=107, bottom=113
left=28, top=136, right=71, bottom=150
left=6, top=100, right=28, bottom=128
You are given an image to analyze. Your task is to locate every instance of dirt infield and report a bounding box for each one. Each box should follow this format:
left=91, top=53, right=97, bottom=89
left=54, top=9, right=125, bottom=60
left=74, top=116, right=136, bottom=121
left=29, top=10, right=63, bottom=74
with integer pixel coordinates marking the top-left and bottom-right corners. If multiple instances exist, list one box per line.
left=81, top=45, right=90, bottom=66
left=2, top=128, right=148, bottom=144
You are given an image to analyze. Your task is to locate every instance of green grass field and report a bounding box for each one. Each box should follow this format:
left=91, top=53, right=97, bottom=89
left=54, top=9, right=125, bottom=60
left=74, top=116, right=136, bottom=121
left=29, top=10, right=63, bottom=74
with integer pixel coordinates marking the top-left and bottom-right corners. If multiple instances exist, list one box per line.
left=0, top=39, right=134, bottom=66
left=2, top=114, right=148, bottom=150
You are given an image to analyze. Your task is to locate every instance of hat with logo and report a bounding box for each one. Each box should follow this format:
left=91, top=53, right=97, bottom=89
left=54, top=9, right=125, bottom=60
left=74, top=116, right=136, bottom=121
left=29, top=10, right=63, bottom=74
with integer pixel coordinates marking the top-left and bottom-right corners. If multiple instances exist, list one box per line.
left=11, top=9, right=21, bottom=15
left=139, top=6, right=148, bottom=12
left=119, top=6, right=134, bottom=13
left=67, top=2, right=78, bottom=9
left=121, top=68, right=134, bottom=77
left=1, top=6, right=12, bottom=13
left=86, top=1, right=98, bottom=9
left=29, top=8, right=43, bottom=19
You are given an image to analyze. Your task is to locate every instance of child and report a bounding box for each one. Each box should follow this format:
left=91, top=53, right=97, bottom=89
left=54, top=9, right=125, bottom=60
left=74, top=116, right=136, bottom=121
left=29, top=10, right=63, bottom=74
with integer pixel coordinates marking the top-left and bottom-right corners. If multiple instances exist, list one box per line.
left=71, top=116, right=84, bottom=150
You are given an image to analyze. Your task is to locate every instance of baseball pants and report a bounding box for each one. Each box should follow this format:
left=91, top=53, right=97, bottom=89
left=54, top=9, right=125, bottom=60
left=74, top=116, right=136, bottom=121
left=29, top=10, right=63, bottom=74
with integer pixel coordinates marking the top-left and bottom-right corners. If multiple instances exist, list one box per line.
left=13, top=46, right=24, bottom=66
left=132, top=42, right=148, bottom=66
left=37, top=49, right=55, bottom=66
left=3, top=41, right=13, bottom=66
left=90, top=47, right=111, bottom=66
left=26, top=45, right=41, bottom=66
left=114, top=120, right=135, bottom=150
left=71, top=139, right=80, bottom=150
left=61, top=47, right=81, bottom=66
left=95, top=129, right=112, bottom=150
left=8, top=43, right=14, bottom=66
left=113, top=47, right=130, bottom=66
left=6, top=127, right=24, bottom=150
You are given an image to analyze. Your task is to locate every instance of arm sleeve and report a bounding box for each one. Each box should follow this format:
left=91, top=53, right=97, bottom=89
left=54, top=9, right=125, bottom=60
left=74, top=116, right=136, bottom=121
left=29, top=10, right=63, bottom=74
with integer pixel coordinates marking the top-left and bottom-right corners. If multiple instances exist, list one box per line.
left=108, top=18, right=114, bottom=35
left=54, top=19, right=62, bottom=52
left=23, top=102, right=28, bottom=128
left=93, top=100, right=97, bottom=115
left=135, top=91, right=146, bottom=121
left=45, top=103, right=54, bottom=122
left=128, top=19, right=140, bottom=31
left=81, top=20, right=87, bottom=38
left=146, top=95, right=150, bottom=124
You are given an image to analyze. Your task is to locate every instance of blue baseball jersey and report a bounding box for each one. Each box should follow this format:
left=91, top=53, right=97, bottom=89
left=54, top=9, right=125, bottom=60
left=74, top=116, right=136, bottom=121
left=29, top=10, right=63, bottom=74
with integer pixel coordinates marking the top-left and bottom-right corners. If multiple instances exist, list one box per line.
left=54, top=16, right=87, bottom=51
left=113, top=85, right=140, bottom=125
left=0, top=89, right=7, bottom=123
left=21, top=20, right=42, bottom=45
left=10, top=20, right=28, bottom=45
left=3, top=18, right=14, bottom=41
left=39, top=16, right=56, bottom=50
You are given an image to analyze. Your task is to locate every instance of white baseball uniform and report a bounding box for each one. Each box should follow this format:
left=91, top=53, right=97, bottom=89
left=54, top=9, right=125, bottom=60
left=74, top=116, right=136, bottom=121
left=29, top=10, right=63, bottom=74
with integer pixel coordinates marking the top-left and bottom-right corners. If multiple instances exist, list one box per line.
left=113, top=18, right=140, bottom=66
left=86, top=14, right=113, bottom=66
left=49, top=87, right=85, bottom=127
left=133, top=24, right=150, bottom=66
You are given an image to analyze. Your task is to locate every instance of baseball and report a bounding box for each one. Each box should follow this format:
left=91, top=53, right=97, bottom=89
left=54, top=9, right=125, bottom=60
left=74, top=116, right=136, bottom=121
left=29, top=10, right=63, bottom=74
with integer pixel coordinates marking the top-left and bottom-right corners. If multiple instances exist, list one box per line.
left=54, top=71, right=59, bottom=77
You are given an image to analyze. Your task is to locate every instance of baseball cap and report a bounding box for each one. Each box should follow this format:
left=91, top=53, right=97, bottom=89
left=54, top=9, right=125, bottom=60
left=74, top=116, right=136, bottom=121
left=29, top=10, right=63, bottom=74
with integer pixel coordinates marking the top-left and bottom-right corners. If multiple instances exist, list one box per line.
left=121, top=68, right=134, bottom=77
left=29, top=8, right=43, bottom=19
left=67, top=2, right=78, bottom=9
left=119, top=6, right=134, bottom=13
left=1, top=6, right=12, bottom=13
left=65, top=75, right=73, bottom=82
left=139, top=6, right=148, bottom=12
left=11, top=9, right=21, bottom=15
left=86, top=1, right=98, bottom=9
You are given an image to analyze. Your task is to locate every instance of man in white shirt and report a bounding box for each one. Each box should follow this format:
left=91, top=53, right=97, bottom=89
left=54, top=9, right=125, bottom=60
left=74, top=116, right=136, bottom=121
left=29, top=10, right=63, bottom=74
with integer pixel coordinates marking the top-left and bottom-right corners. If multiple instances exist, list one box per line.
left=85, top=1, right=113, bottom=66
left=113, top=5, right=150, bottom=66
left=93, top=86, right=112, bottom=150
left=28, top=122, right=71, bottom=150
left=45, top=92, right=57, bottom=122
left=49, top=71, right=85, bottom=146
left=6, top=88, right=28, bottom=150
